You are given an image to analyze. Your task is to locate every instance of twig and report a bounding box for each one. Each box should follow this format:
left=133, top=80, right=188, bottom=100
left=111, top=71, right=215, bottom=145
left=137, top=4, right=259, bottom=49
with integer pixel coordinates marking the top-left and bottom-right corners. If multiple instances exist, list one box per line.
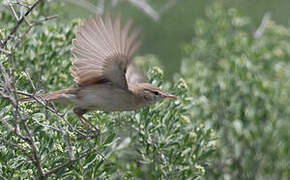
left=0, top=89, right=10, bottom=99
left=0, top=87, right=89, bottom=137
left=0, top=90, right=44, bottom=177
left=254, top=12, right=271, bottom=39
left=0, top=62, right=18, bottom=111
left=14, top=123, right=29, bottom=140
left=0, top=116, right=14, bottom=132
left=0, top=87, right=31, bottom=97
left=31, top=96, right=88, bottom=137
left=0, top=108, right=29, bottom=141
left=7, top=1, right=20, bottom=21
left=0, top=114, right=28, bottom=141
left=24, top=17, right=32, bottom=27
left=24, top=72, right=37, bottom=92
left=63, top=131, right=75, bottom=160
left=5, top=85, right=45, bottom=178
left=10, top=1, right=31, bottom=9
left=159, top=0, right=179, bottom=15
left=14, top=15, right=57, bottom=48
left=0, top=174, right=8, bottom=180
left=0, top=48, right=12, bottom=55
left=43, top=150, right=94, bottom=177
left=33, top=118, right=63, bottom=132
left=22, top=122, right=45, bottom=178
left=127, top=0, right=159, bottom=21
left=31, top=15, right=58, bottom=26
left=61, top=0, right=179, bottom=22
left=1, top=0, right=44, bottom=48
left=0, top=1, right=46, bottom=178
left=127, top=0, right=181, bottom=21
left=0, top=1, right=107, bottom=178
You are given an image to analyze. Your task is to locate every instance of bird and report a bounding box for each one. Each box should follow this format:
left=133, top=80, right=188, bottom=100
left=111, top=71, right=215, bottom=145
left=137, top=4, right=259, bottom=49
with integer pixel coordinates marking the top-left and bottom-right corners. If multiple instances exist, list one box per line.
left=20, top=13, right=176, bottom=134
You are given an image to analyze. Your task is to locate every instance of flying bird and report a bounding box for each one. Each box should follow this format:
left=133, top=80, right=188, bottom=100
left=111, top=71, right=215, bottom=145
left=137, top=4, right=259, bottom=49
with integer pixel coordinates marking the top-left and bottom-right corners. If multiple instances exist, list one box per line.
left=21, top=14, right=176, bottom=134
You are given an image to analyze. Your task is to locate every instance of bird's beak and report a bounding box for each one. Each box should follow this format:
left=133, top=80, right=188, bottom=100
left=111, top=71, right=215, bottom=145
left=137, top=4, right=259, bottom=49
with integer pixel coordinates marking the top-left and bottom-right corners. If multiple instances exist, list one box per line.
left=164, top=94, right=177, bottom=99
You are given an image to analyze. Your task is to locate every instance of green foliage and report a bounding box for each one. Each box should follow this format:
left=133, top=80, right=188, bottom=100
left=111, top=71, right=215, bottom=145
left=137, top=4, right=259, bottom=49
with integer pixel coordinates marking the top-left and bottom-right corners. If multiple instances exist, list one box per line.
left=181, top=3, right=290, bottom=179
left=0, top=9, right=215, bottom=180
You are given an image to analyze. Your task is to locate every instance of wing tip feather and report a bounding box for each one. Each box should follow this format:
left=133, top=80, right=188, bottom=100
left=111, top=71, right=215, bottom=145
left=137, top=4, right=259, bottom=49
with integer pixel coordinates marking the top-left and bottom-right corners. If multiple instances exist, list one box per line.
left=71, top=13, right=142, bottom=87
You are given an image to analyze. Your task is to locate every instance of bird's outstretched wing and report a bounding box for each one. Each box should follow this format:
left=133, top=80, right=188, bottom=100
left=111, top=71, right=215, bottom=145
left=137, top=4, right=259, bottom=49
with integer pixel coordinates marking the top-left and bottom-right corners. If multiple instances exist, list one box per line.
left=71, top=14, right=141, bottom=88
left=126, top=62, right=148, bottom=83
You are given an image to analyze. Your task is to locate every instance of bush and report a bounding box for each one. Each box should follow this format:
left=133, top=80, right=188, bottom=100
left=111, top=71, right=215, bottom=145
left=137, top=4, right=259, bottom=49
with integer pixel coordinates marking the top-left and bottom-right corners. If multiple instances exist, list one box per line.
left=181, top=3, right=290, bottom=179
left=0, top=5, right=215, bottom=179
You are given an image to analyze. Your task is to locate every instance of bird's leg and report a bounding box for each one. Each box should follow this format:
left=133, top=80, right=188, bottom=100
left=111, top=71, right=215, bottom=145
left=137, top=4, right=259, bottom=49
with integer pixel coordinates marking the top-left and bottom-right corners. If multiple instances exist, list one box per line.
left=73, top=108, right=100, bottom=137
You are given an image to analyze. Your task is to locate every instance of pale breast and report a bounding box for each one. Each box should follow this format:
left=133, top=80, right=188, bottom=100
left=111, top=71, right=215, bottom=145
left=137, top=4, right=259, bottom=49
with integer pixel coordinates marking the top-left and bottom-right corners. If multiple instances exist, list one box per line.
left=67, top=84, right=147, bottom=112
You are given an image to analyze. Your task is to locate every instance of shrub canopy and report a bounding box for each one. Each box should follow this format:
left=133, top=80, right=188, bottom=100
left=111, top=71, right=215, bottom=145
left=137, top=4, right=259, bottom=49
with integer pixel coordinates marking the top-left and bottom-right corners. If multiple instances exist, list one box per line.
left=181, top=3, right=290, bottom=179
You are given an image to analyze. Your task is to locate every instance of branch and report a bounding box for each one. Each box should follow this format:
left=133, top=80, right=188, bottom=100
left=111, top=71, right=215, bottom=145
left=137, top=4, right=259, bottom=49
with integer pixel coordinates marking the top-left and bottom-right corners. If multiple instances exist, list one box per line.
left=14, top=15, right=57, bottom=50
left=254, top=12, right=271, bottom=39
left=127, top=0, right=181, bottom=21
left=58, top=122, right=75, bottom=161
left=43, top=150, right=94, bottom=177
left=0, top=86, right=44, bottom=177
left=1, top=1, right=108, bottom=178
left=0, top=48, right=12, bottom=55
left=0, top=86, right=90, bottom=137
left=64, top=133, right=74, bottom=160
left=127, top=0, right=159, bottom=21
left=10, top=1, right=32, bottom=9
left=0, top=174, right=8, bottom=180
left=63, top=133, right=75, bottom=161
left=33, top=118, right=62, bottom=132
left=159, top=0, right=179, bottom=15
left=22, top=122, right=45, bottom=178
left=0, top=114, right=28, bottom=140
left=1, top=0, right=44, bottom=48
left=0, top=116, right=14, bottom=132
left=30, top=15, right=58, bottom=26
left=0, top=1, right=46, bottom=178
left=7, top=1, right=20, bottom=21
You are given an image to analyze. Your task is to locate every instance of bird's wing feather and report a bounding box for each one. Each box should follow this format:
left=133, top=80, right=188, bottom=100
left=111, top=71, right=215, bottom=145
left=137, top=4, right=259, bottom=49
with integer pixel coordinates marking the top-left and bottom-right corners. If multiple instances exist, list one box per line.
left=71, top=14, right=141, bottom=88
left=126, top=62, right=148, bottom=83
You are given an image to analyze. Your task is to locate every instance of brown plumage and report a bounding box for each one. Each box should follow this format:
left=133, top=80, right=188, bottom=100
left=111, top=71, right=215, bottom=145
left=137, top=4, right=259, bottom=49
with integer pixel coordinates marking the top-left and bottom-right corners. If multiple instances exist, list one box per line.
left=21, top=14, right=176, bottom=134
left=20, top=89, right=77, bottom=102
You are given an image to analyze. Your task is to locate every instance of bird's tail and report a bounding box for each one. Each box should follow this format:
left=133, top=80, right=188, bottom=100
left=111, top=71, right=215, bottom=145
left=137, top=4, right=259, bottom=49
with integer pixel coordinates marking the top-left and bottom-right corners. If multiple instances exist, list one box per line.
left=19, top=89, right=76, bottom=103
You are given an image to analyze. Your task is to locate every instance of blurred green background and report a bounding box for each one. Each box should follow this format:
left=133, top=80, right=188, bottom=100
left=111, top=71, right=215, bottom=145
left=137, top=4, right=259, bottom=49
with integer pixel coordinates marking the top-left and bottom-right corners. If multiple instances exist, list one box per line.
left=54, top=0, right=290, bottom=76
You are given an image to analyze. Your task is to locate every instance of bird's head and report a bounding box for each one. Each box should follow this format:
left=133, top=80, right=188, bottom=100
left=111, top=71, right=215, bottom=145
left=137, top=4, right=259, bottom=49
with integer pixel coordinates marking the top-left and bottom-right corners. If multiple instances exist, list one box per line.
left=137, top=83, right=176, bottom=103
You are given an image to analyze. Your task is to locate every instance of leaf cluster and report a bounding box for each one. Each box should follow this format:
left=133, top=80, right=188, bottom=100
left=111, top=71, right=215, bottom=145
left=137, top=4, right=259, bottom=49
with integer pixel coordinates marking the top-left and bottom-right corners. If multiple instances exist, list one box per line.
left=181, top=3, right=290, bottom=179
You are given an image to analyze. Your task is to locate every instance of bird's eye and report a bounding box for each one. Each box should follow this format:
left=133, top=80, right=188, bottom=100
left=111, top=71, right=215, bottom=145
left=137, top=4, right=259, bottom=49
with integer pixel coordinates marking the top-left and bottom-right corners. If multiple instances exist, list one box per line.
left=153, top=91, right=159, bottom=96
